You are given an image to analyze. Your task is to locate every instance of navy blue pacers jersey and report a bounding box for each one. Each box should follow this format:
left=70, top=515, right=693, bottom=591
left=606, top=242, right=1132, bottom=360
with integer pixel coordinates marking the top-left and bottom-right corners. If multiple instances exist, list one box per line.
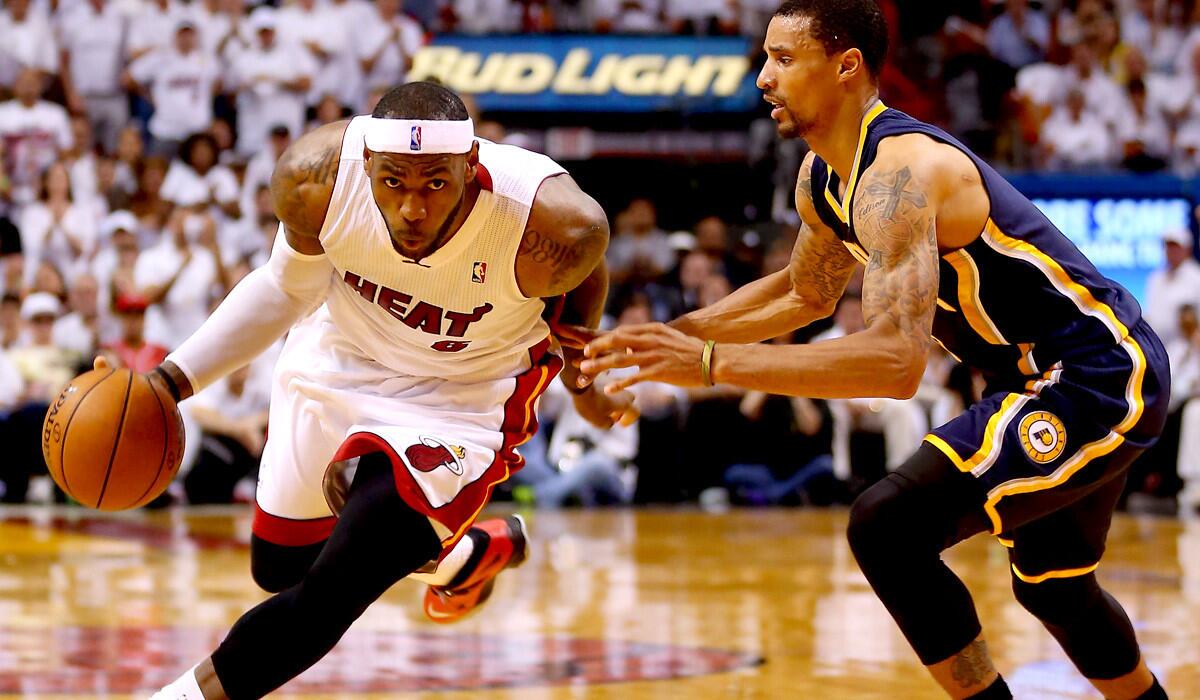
left=808, top=103, right=1170, bottom=543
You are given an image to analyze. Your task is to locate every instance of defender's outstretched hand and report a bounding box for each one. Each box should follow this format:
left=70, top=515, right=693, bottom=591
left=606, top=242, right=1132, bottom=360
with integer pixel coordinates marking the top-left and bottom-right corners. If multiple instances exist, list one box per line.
left=579, top=323, right=710, bottom=393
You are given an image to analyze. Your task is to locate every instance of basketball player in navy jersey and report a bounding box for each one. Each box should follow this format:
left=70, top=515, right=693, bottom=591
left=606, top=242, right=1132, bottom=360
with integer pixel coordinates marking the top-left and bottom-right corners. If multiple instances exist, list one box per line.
left=573, top=2, right=1171, bottom=698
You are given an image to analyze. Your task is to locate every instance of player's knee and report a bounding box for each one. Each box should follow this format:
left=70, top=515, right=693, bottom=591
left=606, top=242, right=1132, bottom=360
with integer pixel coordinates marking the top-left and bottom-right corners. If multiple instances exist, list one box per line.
left=1011, top=572, right=1099, bottom=626
left=846, top=474, right=911, bottom=561
left=250, top=536, right=324, bottom=593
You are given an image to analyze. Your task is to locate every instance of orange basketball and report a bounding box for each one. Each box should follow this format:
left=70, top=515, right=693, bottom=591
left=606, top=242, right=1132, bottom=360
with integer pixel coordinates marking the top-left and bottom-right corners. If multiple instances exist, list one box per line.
left=41, top=368, right=185, bottom=511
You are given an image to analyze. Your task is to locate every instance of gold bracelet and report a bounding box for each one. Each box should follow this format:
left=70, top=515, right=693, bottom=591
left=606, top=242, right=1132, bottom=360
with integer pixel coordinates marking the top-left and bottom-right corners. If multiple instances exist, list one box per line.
left=701, top=339, right=716, bottom=387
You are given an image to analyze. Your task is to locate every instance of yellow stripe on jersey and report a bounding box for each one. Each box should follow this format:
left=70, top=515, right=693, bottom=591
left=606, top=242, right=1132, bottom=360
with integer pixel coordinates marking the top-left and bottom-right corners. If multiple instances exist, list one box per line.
left=1011, top=561, right=1099, bottom=584
left=981, top=220, right=1128, bottom=341
left=824, top=101, right=889, bottom=225
left=1017, top=343, right=1038, bottom=376
left=981, top=219, right=1145, bottom=437
left=962, top=393, right=1029, bottom=476
left=923, top=435, right=967, bottom=472
left=984, top=431, right=1126, bottom=534
left=945, top=249, right=1008, bottom=345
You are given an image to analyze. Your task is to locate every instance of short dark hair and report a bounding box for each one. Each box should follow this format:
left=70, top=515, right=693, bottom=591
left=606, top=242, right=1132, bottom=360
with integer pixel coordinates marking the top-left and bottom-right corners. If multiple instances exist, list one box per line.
left=775, top=0, right=889, bottom=78
left=372, top=82, right=470, bottom=121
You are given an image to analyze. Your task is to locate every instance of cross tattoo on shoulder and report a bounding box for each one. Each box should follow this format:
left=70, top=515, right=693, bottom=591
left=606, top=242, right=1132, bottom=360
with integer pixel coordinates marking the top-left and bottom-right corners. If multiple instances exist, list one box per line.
left=861, top=167, right=927, bottom=219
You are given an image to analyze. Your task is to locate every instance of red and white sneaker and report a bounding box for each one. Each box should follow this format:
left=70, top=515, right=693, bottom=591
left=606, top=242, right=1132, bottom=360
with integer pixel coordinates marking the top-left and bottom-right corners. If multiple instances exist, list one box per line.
left=423, top=515, right=528, bottom=624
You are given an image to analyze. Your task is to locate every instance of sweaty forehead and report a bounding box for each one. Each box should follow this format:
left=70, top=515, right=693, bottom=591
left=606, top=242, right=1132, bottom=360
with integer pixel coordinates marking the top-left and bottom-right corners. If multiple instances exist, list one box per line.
left=765, top=15, right=822, bottom=53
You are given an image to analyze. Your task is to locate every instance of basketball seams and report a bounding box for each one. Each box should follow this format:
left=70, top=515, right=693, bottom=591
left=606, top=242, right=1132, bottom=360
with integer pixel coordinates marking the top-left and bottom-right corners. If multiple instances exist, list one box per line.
left=129, top=375, right=171, bottom=509
left=58, top=368, right=116, bottom=497
left=94, top=371, right=134, bottom=509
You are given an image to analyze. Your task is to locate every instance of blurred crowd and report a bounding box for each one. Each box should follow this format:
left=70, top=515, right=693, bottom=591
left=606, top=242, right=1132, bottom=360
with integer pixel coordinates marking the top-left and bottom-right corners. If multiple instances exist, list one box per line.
left=0, top=0, right=1199, bottom=513
left=877, top=0, right=1200, bottom=172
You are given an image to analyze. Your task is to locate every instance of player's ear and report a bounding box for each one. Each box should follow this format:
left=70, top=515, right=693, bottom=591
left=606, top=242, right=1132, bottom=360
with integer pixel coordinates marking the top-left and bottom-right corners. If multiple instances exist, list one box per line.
left=464, top=141, right=480, bottom=183
left=838, top=48, right=864, bottom=83
left=362, top=148, right=372, bottom=176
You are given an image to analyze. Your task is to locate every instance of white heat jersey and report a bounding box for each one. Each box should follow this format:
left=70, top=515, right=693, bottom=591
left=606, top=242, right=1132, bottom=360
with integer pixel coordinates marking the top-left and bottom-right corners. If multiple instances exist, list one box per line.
left=317, top=116, right=566, bottom=383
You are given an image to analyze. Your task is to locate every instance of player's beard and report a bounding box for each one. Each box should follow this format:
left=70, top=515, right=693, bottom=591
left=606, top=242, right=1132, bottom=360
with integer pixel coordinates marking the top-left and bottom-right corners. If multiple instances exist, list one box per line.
left=776, top=106, right=814, bottom=140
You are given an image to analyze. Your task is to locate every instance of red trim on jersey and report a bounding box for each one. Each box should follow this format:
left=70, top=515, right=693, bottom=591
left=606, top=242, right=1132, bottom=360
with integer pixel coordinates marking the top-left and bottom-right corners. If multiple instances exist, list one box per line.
left=475, top=163, right=493, bottom=192
left=251, top=503, right=336, bottom=546
left=327, top=337, right=563, bottom=550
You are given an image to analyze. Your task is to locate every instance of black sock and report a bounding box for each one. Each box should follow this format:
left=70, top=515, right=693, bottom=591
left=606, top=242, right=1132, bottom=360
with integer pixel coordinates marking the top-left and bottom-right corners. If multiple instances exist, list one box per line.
left=966, top=675, right=1012, bottom=699
left=1135, top=675, right=1168, bottom=700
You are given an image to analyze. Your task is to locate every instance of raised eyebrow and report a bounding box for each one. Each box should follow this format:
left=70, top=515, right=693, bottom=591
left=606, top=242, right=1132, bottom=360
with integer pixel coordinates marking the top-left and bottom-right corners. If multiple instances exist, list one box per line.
left=766, top=44, right=792, bottom=54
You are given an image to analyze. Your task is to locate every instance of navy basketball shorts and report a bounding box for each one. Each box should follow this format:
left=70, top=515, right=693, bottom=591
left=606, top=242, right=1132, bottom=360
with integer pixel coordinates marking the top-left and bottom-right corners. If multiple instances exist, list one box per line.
left=925, top=321, right=1169, bottom=584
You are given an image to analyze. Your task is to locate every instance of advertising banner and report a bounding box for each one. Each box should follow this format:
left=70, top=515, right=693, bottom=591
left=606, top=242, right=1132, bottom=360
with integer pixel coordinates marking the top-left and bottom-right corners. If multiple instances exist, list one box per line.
left=408, top=35, right=760, bottom=113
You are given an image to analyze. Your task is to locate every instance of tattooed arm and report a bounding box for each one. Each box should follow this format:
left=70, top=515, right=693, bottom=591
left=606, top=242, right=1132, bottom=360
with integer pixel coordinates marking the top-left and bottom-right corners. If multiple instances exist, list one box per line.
left=153, top=122, right=347, bottom=399
left=578, top=142, right=941, bottom=400
left=670, top=152, right=857, bottom=343
left=517, top=174, right=636, bottom=427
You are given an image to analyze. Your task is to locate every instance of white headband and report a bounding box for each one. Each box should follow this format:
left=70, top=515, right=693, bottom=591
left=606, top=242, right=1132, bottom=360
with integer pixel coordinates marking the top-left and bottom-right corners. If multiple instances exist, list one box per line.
left=363, top=117, right=475, bottom=155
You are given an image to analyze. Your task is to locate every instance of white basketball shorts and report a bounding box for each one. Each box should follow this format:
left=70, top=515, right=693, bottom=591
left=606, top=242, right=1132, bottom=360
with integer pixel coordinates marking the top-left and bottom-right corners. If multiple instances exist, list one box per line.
left=253, top=308, right=561, bottom=550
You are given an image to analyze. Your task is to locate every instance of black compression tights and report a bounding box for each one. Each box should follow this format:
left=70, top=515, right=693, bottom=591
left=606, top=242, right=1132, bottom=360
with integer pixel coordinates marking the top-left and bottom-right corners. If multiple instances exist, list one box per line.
left=210, top=456, right=441, bottom=700
left=846, top=444, right=994, bottom=665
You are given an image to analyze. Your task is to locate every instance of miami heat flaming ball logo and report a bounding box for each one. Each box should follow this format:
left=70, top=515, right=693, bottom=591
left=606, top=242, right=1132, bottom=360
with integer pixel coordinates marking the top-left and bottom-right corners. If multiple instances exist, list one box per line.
left=1018, top=411, right=1067, bottom=464
left=404, top=436, right=466, bottom=475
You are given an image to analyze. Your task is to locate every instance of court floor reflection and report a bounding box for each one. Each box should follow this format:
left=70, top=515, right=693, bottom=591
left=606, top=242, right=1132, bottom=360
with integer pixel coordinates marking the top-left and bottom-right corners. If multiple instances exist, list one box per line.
left=0, top=507, right=1196, bottom=699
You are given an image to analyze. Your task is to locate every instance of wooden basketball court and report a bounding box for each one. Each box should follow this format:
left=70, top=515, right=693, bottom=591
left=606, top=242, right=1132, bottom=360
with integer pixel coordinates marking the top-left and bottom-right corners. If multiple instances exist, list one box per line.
left=0, top=506, right=1197, bottom=699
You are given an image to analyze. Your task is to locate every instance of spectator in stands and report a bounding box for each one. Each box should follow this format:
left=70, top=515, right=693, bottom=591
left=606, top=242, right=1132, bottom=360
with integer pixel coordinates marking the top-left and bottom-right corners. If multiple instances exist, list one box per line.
left=676, top=250, right=715, bottom=314
left=0, top=68, right=72, bottom=205
left=58, top=0, right=128, bottom=153
left=1040, top=86, right=1115, bottom=170
left=608, top=197, right=673, bottom=285
left=125, top=20, right=223, bottom=157
left=4, top=292, right=79, bottom=501
left=1118, top=78, right=1170, bottom=172
left=241, top=125, right=290, bottom=222
left=91, top=210, right=141, bottom=311
left=1145, top=227, right=1200, bottom=347
left=446, top=0, right=522, bottom=34
left=359, top=0, right=426, bottom=99
left=986, top=0, right=1050, bottom=71
left=184, top=363, right=271, bottom=504
left=0, top=0, right=58, bottom=89
left=130, top=157, right=172, bottom=229
left=135, top=206, right=225, bottom=349
left=19, top=163, right=96, bottom=289
left=1173, top=305, right=1200, bottom=514
left=128, top=0, right=187, bottom=63
left=534, top=296, right=684, bottom=507
left=324, top=0, right=375, bottom=111
left=1062, top=42, right=1126, bottom=128
left=0, top=294, right=21, bottom=348
left=114, top=127, right=145, bottom=194
left=228, top=6, right=316, bottom=158
left=52, top=272, right=104, bottom=357
left=162, top=133, right=241, bottom=221
left=819, top=294, right=928, bottom=493
left=665, top=0, right=737, bottom=35
left=64, top=116, right=100, bottom=213
left=724, top=333, right=834, bottom=506
left=278, top=0, right=348, bottom=108
left=103, top=293, right=167, bottom=373
left=592, top=0, right=662, bottom=33
left=694, top=215, right=756, bottom=287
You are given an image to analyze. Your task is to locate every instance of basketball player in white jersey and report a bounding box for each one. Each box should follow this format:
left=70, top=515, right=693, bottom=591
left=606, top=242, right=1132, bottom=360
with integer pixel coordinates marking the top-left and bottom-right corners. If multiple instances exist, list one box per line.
left=135, top=82, right=634, bottom=700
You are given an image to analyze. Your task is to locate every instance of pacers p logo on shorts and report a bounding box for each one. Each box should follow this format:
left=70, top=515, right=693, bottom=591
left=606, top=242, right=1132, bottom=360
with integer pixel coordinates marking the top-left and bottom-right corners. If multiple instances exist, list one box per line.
left=1018, top=411, right=1066, bottom=464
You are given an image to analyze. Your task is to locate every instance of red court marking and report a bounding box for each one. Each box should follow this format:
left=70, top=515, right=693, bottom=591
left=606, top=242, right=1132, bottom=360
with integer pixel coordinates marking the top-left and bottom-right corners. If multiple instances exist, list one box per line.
left=0, top=626, right=763, bottom=693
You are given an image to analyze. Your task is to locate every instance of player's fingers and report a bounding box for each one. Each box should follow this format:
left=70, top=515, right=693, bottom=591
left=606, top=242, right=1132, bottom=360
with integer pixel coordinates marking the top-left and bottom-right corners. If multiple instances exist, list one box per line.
left=554, top=324, right=600, bottom=349
left=605, top=371, right=647, bottom=394
left=614, top=406, right=641, bottom=427
left=580, top=349, right=641, bottom=375
left=92, top=356, right=111, bottom=371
